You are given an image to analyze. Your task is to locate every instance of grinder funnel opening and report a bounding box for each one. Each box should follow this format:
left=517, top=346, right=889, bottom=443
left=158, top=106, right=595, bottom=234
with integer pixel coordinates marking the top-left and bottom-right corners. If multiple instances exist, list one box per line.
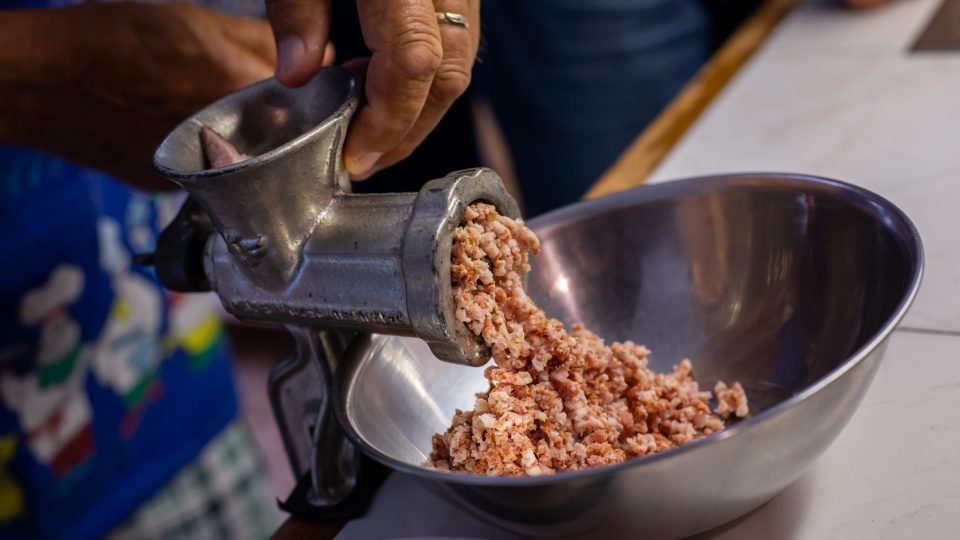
left=154, top=68, right=356, bottom=176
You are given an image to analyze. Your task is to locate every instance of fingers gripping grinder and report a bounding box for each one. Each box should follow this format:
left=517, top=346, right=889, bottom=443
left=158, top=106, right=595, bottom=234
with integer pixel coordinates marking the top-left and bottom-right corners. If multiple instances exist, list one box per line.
left=151, top=68, right=519, bottom=512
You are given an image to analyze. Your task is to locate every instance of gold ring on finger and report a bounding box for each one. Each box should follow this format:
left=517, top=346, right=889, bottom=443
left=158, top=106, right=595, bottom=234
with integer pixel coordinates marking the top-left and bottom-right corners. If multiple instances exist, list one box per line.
left=435, top=11, right=470, bottom=29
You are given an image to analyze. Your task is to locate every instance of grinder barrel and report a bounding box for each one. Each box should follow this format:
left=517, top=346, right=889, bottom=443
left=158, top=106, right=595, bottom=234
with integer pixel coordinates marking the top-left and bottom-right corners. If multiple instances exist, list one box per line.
left=153, top=69, right=520, bottom=366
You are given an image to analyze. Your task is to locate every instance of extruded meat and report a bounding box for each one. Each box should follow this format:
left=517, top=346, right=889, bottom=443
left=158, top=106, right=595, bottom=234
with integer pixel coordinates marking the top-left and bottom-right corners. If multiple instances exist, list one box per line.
left=428, top=203, right=749, bottom=476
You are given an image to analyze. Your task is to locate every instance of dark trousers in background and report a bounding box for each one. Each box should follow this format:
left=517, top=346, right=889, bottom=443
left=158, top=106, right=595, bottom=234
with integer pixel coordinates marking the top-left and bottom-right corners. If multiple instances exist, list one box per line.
left=331, top=0, right=760, bottom=216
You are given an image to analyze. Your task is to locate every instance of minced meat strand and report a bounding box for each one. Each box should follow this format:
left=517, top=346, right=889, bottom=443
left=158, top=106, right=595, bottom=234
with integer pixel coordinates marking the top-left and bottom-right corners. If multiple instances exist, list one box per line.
left=428, top=203, right=749, bottom=476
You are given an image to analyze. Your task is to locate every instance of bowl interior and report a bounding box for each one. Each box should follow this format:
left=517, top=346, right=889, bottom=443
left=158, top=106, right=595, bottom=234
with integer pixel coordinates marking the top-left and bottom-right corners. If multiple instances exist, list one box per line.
left=341, top=175, right=920, bottom=470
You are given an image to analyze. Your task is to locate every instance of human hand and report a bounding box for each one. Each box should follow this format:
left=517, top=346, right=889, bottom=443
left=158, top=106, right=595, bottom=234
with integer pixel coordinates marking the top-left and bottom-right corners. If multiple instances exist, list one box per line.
left=0, top=3, right=281, bottom=190
left=266, top=0, right=480, bottom=179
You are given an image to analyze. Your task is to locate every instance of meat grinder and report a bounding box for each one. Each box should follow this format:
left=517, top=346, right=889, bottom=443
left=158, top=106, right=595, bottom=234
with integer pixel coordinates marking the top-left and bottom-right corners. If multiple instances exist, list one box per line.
left=148, top=67, right=519, bottom=514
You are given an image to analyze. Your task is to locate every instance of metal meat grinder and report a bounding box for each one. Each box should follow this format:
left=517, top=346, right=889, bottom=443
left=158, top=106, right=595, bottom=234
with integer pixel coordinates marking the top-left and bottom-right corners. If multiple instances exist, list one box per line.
left=149, top=67, right=519, bottom=513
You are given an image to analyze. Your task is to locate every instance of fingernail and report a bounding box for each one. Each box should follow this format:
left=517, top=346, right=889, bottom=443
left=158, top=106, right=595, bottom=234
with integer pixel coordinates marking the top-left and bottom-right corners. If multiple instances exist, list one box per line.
left=348, top=152, right=383, bottom=177
left=276, top=36, right=305, bottom=82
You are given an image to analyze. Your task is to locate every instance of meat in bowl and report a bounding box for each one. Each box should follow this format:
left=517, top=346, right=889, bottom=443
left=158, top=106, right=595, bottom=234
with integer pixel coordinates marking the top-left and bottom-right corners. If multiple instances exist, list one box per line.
left=428, top=203, right=748, bottom=476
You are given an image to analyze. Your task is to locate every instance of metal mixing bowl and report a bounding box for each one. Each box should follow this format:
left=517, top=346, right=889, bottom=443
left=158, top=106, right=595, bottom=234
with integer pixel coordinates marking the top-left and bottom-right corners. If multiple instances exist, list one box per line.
left=334, top=174, right=923, bottom=538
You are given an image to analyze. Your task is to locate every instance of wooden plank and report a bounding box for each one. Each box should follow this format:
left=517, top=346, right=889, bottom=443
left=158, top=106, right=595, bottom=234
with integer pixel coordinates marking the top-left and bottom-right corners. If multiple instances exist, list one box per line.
left=912, top=0, right=960, bottom=51
left=271, top=516, right=345, bottom=540
left=585, top=0, right=798, bottom=199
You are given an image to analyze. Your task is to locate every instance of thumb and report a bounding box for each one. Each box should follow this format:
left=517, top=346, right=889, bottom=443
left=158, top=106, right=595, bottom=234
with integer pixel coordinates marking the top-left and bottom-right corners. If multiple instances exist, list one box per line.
left=266, top=0, right=332, bottom=87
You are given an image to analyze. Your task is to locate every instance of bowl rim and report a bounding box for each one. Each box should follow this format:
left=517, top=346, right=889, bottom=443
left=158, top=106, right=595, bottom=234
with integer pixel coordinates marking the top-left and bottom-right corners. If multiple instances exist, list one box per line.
left=335, top=172, right=924, bottom=487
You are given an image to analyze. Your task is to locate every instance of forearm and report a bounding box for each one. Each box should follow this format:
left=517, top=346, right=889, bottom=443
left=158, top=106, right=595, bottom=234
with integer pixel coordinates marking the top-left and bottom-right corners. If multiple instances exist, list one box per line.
left=0, top=3, right=276, bottom=190
left=0, top=10, right=64, bottom=146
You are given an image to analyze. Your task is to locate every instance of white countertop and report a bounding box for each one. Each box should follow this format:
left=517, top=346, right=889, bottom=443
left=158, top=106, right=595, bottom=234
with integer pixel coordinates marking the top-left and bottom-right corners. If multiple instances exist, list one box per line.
left=338, top=1, right=960, bottom=537
left=650, top=0, right=958, bottom=333
left=340, top=333, right=960, bottom=540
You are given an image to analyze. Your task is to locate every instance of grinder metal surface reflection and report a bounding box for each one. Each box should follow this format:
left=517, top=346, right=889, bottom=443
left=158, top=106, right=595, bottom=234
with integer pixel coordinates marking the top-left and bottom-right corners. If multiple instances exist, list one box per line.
left=150, top=67, right=519, bottom=509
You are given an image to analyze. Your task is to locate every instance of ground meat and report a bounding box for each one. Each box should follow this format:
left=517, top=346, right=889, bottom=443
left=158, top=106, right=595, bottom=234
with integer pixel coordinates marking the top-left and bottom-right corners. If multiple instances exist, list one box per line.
left=200, top=126, right=251, bottom=168
left=427, top=203, right=749, bottom=476
left=713, top=381, right=749, bottom=420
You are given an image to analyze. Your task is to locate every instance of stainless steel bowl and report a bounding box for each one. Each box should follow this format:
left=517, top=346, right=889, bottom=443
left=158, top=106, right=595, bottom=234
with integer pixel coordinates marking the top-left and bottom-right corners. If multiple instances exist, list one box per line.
left=334, top=174, right=923, bottom=539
